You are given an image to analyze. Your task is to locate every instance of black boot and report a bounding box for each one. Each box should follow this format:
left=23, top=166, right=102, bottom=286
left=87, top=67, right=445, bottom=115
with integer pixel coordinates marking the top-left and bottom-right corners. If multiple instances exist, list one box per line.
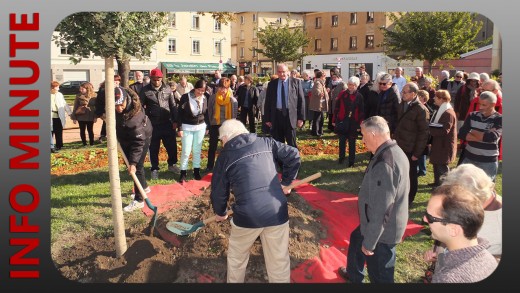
left=194, top=168, right=201, bottom=180
left=179, top=170, right=187, bottom=183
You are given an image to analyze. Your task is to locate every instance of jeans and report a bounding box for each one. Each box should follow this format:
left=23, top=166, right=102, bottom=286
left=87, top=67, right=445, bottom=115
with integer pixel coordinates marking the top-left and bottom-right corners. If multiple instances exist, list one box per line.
left=180, top=126, right=206, bottom=170
left=346, top=226, right=396, bottom=283
left=461, top=157, right=498, bottom=182
left=149, top=122, right=178, bottom=171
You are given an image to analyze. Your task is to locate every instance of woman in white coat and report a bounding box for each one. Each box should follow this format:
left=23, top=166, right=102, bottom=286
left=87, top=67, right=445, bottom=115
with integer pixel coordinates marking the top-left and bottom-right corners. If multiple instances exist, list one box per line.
left=51, top=81, right=72, bottom=150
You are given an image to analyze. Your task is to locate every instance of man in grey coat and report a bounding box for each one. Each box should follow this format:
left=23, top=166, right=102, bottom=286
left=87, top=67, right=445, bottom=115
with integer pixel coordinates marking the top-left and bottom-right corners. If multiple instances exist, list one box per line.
left=338, top=116, right=410, bottom=283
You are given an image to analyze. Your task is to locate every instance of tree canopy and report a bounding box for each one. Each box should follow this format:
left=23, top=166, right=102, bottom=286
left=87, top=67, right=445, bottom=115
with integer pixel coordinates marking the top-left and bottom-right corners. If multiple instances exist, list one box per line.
left=255, top=17, right=310, bottom=65
left=382, top=12, right=484, bottom=72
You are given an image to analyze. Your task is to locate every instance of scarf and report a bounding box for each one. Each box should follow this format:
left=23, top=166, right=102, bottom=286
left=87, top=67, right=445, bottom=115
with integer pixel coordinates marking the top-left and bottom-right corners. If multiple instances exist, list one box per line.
left=214, top=89, right=232, bottom=125
left=432, top=102, right=452, bottom=124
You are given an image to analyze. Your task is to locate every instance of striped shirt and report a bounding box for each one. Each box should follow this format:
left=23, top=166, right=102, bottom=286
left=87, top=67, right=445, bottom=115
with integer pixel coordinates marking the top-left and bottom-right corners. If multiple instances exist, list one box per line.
left=462, top=111, right=502, bottom=162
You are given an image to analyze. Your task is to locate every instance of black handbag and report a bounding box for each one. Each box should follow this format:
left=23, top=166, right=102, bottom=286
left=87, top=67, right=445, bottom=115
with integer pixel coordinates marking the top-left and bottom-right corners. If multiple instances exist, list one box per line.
left=334, top=96, right=352, bottom=135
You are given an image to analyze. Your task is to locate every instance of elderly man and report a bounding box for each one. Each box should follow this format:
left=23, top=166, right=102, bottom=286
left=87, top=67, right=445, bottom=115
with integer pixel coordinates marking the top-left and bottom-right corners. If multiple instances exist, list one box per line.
left=211, top=119, right=301, bottom=283
left=394, top=82, right=430, bottom=204
left=338, top=116, right=409, bottom=283
left=458, top=91, right=502, bottom=181
left=130, top=70, right=145, bottom=95
left=392, top=67, right=407, bottom=93
left=264, top=63, right=305, bottom=148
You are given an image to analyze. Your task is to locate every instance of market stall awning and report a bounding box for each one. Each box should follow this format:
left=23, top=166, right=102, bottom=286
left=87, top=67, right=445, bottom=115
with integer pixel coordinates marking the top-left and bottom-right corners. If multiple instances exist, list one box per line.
left=162, top=62, right=236, bottom=74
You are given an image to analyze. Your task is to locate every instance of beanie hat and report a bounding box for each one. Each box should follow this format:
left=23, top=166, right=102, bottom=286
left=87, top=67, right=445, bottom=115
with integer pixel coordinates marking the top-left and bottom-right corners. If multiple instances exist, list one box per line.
left=114, top=87, right=126, bottom=105
left=150, top=68, right=163, bottom=78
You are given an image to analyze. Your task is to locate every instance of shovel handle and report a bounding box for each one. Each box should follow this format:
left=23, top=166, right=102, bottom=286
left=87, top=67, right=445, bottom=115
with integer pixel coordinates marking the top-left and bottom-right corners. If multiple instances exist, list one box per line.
left=203, top=209, right=234, bottom=225
left=117, top=142, right=150, bottom=200
left=283, top=172, right=321, bottom=193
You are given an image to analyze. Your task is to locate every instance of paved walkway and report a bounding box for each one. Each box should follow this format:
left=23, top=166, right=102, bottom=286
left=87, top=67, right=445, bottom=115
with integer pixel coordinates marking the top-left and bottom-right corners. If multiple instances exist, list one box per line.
left=62, top=118, right=104, bottom=143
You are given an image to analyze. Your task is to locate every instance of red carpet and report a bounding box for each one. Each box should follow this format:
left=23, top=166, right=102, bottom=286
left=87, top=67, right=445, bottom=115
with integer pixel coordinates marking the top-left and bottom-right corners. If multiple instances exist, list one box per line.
left=139, top=174, right=423, bottom=283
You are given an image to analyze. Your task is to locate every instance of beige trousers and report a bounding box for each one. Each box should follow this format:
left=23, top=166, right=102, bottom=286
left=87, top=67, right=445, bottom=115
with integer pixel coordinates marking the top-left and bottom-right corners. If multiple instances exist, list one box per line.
left=227, top=219, right=290, bottom=283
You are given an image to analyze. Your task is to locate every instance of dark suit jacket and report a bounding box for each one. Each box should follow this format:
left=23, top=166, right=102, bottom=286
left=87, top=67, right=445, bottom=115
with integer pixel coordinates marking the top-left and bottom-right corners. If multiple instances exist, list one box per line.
left=264, top=77, right=305, bottom=129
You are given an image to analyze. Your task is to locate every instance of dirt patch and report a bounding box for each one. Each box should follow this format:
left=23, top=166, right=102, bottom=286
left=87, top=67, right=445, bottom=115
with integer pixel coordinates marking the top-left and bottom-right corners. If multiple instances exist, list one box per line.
left=53, top=188, right=325, bottom=283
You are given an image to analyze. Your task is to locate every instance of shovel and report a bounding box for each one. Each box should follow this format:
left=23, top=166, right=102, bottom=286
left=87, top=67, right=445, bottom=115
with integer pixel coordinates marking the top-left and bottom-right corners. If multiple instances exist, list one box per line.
left=166, top=172, right=322, bottom=236
left=117, top=142, right=158, bottom=236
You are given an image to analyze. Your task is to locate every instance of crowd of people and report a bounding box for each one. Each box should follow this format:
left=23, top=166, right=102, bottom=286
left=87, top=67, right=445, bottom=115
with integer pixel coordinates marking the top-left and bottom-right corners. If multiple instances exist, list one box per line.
left=50, top=64, right=502, bottom=283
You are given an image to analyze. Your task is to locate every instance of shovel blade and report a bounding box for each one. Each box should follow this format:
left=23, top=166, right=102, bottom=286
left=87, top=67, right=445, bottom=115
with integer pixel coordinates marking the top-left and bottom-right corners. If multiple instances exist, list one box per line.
left=166, top=220, right=204, bottom=236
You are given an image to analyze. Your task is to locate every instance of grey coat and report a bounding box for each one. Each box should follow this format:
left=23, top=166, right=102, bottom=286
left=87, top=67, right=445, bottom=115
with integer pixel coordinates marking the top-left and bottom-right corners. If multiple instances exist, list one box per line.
left=358, top=140, right=410, bottom=250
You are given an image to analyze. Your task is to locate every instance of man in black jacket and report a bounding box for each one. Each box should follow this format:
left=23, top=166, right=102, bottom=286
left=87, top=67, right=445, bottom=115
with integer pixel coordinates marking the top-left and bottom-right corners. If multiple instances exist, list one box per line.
left=211, top=119, right=301, bottom=283
left=236, top=74, right=259, bottom=133
left=139, top=68, right=179, bottom=180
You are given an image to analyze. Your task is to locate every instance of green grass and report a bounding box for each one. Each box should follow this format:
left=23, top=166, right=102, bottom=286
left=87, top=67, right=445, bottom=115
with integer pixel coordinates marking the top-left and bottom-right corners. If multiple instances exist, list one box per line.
left=50, top=119, right=502, bottom=283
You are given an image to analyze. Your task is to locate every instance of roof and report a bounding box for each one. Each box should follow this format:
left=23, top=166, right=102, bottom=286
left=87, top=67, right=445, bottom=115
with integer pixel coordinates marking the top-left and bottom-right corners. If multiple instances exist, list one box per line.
left=460, top=44, right=492, bottom=58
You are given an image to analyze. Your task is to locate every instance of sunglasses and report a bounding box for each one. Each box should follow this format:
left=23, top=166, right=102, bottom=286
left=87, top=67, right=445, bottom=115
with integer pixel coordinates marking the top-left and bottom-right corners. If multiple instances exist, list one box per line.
left=424, top=211, right=447, bottom=224
left=379, top=82, right=388, bottom=86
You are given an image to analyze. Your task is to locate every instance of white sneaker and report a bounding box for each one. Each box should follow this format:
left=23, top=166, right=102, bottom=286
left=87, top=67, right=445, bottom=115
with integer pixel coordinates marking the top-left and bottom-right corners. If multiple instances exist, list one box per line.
left=123, top=200, right=144, bottom=212
left=130, top=186, right=151, bottom=200
left=151, top=170, right=159, bottom=180
left=168, top=165, right=181, bottom=173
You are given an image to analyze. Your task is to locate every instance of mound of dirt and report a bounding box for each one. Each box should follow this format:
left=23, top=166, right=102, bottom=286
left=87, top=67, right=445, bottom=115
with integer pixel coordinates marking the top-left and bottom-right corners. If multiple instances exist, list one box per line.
left=54, top=188, right=325, bottom=283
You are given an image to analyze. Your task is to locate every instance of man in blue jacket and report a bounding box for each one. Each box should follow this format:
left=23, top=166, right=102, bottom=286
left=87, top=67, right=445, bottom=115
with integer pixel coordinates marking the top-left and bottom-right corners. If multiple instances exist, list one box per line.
left=210, top=119, right=301, bottom=283
left=338, top=115, right=410, bottom=283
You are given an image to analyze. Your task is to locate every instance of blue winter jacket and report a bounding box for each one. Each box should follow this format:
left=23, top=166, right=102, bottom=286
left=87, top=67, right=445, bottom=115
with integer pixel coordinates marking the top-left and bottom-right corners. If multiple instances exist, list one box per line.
left=210, top=133, right=301, bottom=228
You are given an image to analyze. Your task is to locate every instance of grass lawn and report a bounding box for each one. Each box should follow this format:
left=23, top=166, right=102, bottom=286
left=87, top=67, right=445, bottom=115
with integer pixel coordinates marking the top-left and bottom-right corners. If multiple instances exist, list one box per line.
left=50, top=122, right=502, bottom=283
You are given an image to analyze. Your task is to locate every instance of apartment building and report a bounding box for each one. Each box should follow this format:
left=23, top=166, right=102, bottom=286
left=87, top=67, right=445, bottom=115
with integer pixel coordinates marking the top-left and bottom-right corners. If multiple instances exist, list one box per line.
left=231, top=12, right=304, bottom=76
left=51, top=12, right=233, bottom=91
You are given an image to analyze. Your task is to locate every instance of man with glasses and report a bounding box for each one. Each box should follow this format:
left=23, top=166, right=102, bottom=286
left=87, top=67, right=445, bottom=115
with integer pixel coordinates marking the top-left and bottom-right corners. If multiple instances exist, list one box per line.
left=139, top=68, right=180, bottom=180
left=422, top=184, right=497, bottom=283
left=338, top=116, right=409, bottom=283
left=376, top=73, right=400, bottom=135
left=395, top=82, right=430, bottom=204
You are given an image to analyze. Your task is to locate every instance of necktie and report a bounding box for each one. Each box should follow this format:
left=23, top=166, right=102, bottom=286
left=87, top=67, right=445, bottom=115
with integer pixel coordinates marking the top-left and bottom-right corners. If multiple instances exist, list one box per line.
left=281, top=81, right=287, bottom=116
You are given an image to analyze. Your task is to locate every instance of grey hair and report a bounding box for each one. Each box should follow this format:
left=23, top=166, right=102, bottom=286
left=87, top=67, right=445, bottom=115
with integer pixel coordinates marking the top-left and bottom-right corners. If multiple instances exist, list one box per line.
left=302, top=70, right=310, bottom=77
left=219, top=119, right=249, bottom=141
left=482, top=79, right=501, bottom=91
left=361, top=116, right=390, bottom=135
left=371, top=71, right=389, bottom=92
left=440, top=164, right=495, bottom=204
left=405, top=82, right=419, bottom=93
left=480, top=72, right=490, bottom=82
left=415, top=67, right=423, bottom=73
left=441, top=70, right=450, bottom=79
left=347, top=76, right=360, bottom=87
left=479, top=91, right=497, bottom=104
left=425, top=77, right=432, bottom=83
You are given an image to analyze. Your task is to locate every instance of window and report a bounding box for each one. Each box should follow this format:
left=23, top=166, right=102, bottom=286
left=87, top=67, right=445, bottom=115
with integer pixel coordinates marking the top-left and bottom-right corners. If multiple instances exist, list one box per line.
left=192, top=39, right=200, bottom=54
left=252, top=47, right=257, bottom=57
left=60, top=46, right=69, bottom=55
left=214, top=20, right=222, bottom=32
left=366, top=35, right=374, bottom=48
left=314, top=39, right=321, bottom=51
left=240, top=30, right=245, bottom=41
left=168, top=38, right=177, bottom=53
left=367, top=12, right=374, bottom=23
left=315, top=17, right=322, bottom=28
left=350, top=13, right=357, bottom=24
left=332, top=15, right=338, bottom=27
left=192, top=15, right=200, bottom=30
left=214, top=40, right=222, bottom=56
left=240, top=16, right=245, bottom=24
left=253, top=29, right=257, bottom=39
left=276, top=17, right=282, bottom=24
left=330, top=38, right=338, bottom=51
left=253, top=14, right=257, bottom=22
left=349, top=36, right=357, bottom=49
left=168, top=13, right=176, bottom=27
left=240, top=47, right=245, bottom=58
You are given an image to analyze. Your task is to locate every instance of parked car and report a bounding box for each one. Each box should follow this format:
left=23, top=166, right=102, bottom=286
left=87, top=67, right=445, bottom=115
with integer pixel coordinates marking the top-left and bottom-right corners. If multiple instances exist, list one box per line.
left=59, top=80, right=87, bottom=95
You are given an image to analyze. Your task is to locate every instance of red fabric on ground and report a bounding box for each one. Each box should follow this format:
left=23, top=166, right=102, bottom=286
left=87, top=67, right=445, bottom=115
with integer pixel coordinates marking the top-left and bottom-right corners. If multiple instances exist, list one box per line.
left=289, top=180, right=423, bottom=283
left=143, top=174, right=423, bottom=283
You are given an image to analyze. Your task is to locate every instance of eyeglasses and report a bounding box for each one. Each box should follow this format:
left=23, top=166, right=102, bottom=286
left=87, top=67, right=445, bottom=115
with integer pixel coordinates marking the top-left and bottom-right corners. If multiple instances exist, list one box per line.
left=424, top=211, right=447, bottom=224
left=401, top=91, right=410, bottom=94
left=455, top=76, right=463, bottom=78
left=379, top=82, right=388, bottom=86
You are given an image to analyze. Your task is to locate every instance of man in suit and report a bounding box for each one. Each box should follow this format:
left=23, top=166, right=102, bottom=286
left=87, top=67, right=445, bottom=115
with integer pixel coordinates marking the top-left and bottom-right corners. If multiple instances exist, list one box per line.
left=264, top=63, right=305, bottom=148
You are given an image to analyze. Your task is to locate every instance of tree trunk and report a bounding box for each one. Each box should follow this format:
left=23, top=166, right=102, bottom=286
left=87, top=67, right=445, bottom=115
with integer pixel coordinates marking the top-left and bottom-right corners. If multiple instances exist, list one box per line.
left=116, top=56, right=131, bottom=88
left=427, top=60, right=433, bottom=74
left=105, top=57, right=127, bottom=258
